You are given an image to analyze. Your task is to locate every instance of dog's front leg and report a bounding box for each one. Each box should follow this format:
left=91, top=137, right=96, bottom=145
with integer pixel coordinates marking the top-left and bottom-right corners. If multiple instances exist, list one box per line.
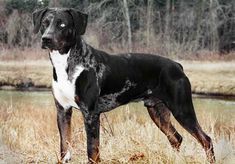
left=83, top=113, right=100, bottom=163
left=55, top=101, right=73, bottom=163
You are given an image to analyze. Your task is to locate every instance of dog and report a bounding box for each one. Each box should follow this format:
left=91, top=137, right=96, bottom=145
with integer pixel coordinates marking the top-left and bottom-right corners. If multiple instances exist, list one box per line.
left=32, top=8, right=215, bottom=163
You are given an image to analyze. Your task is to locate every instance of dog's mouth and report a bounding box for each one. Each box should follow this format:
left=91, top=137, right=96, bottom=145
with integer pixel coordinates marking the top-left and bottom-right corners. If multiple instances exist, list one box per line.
left=42, top=41, right=68, bottom=54
left=42, top=40, right=54, bottom=49
left=42, top=41, right=61, bottom=53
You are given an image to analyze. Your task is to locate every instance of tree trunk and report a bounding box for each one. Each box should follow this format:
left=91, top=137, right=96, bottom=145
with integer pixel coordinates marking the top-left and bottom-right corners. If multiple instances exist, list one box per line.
left=49, top=0, right=61, bottom=7
left=147, top=0, right=153, bottom=48
left=123, top=0, right=132, bottom=52
left=209, top=0, right=219, bottom=51
left=164, top=0, right=171, bottom=53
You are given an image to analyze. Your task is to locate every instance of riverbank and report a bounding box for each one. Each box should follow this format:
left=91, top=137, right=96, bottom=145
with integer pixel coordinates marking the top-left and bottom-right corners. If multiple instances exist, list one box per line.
left=181, top=61, right=235, bottom=96
left=0, top=60, right=235, bottom=96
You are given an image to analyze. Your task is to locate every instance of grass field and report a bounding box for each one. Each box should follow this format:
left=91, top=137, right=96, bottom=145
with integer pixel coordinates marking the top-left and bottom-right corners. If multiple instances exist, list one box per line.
left=0, top=91, right=234, bottom=163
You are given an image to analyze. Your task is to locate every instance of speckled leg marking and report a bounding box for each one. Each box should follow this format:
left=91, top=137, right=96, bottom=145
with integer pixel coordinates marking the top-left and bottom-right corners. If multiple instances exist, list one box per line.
left=56, top=101, right=73, bottom=163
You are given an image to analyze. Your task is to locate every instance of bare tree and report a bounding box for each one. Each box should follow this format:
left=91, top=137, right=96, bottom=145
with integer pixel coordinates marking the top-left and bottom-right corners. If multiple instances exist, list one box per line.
left=146, top=0, right=153, bottom=48
left=164, top=0, right=171, bottom=54
left=122, top=0, right=132, bottom=52
left=49, top=0, right=61, bottom=7
left=209, top=0, right=219, bottom=50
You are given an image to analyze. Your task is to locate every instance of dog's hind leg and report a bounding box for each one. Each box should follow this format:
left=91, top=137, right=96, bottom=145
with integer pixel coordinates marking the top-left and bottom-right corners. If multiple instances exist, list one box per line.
left=145, top=98, right=182, bottom=151
left=55, top=101, right=73, bottom=163
left=168, top=77, right=215, bottom=163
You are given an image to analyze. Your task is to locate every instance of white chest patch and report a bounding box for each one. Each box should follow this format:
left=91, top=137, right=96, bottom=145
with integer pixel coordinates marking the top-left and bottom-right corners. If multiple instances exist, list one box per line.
left=50, top=50, right=84, bottom=110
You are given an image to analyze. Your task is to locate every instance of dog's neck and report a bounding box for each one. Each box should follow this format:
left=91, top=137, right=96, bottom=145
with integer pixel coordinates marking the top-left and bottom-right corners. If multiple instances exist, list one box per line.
left=68, top=39, right=94, bottom=66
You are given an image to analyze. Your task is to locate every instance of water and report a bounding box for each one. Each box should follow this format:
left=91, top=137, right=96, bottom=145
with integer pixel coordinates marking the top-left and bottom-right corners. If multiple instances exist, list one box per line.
left=0, top=90, right=234, bottom=120
left=0, top=90, right=52, bottom=106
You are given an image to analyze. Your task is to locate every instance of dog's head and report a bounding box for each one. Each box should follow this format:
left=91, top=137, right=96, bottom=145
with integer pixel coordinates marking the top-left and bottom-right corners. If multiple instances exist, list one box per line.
left=33, top=8, right=88, bottom=54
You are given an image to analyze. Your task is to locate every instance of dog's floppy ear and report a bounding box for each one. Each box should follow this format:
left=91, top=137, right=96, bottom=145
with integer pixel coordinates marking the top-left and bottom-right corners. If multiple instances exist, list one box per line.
left=68, top=9, right=88, bottom=35
left=32, top=8, right=48, bottom=34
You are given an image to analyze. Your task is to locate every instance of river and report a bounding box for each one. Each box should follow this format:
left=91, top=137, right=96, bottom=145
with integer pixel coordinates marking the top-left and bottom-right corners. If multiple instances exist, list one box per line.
left=0, top=90, right=234, bottom=121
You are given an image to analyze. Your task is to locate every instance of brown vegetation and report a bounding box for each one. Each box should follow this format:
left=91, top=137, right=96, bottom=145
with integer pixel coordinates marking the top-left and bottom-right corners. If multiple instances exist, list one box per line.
left=1, top=59, right=235, bottom=96
left=182, top=60, right=235, bottom=96
left=0, top=60, right=51, bottom=89
left=0, top=96, right=234, bottom=163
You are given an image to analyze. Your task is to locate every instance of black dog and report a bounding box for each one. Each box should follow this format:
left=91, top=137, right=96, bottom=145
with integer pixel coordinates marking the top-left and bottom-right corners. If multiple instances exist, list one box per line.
left=33, top=8, right=215, bottom=163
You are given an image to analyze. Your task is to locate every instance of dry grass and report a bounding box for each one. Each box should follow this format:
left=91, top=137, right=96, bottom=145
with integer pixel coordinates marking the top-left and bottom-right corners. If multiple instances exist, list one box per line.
left=0, top=60, right=51, bottom=89
left=0, top=60, right=235, bottom=96
left=182, top=61, right=235, bottom=96
left=0, top=47, right=48, bottom=61
left=0, top=94, right=234, bottom=163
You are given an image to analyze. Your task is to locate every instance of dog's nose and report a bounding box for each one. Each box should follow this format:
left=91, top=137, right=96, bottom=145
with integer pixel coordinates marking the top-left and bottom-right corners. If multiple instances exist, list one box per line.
left=42, top=37, right=53, bottom=44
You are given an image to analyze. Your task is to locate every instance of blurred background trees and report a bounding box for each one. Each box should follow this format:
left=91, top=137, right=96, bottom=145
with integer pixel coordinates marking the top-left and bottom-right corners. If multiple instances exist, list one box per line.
left=0, top=0, right=234, bottom=57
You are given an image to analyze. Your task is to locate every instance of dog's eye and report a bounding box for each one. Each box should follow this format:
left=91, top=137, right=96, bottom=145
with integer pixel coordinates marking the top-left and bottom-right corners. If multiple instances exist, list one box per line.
left=60, top=23, right=66, bottom=28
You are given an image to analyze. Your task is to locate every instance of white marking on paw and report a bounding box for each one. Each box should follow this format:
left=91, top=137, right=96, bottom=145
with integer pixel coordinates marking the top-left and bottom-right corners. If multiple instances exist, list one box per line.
left=62, top=151, right=71, bottom=163
left=50, top=50, right=84, bottom=110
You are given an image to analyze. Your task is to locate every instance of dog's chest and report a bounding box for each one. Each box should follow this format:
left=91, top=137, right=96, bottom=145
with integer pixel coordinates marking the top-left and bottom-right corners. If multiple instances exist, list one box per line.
left=50, top=50, right=84, bottom=109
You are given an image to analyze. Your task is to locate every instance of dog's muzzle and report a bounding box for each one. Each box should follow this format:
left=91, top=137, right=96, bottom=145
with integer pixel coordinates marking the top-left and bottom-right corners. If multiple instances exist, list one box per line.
left=41, top=36, right=54, bottom=49
left=41, top=37, right=53, bottom=49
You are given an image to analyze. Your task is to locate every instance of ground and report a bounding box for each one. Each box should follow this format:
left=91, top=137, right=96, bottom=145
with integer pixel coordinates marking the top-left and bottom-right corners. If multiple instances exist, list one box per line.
left=0, top=96, right=234, bottom=163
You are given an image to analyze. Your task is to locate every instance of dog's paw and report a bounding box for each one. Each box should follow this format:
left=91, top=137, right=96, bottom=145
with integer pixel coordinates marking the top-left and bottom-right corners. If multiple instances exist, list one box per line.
left=62, top=151, right=72, bottom=163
